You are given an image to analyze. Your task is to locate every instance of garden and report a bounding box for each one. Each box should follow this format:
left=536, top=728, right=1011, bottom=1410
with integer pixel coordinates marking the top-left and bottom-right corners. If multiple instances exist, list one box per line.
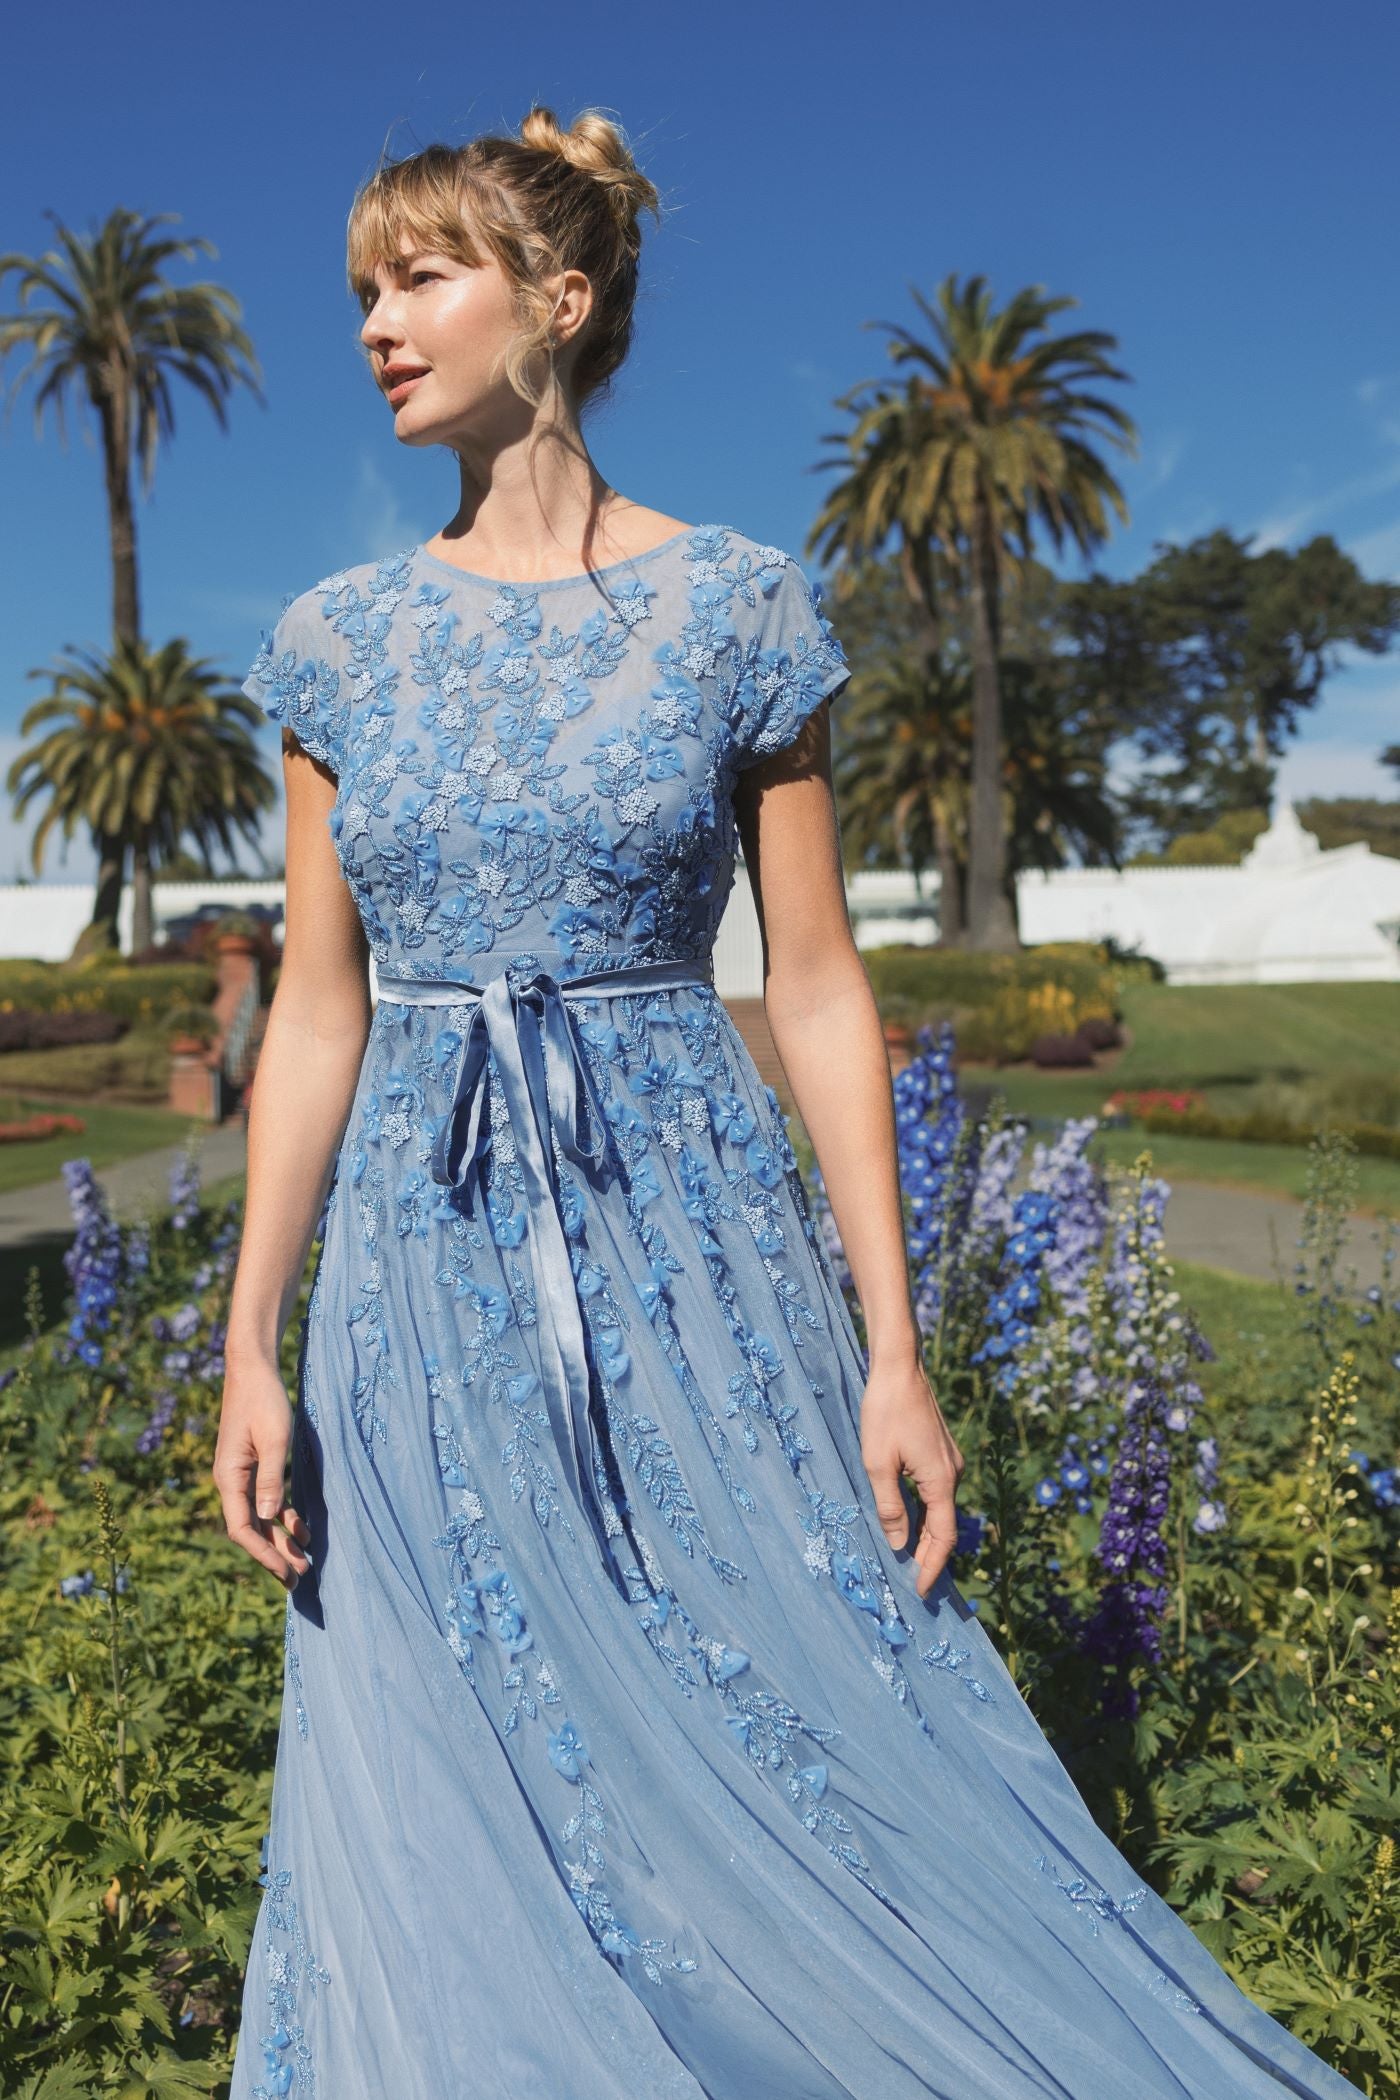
left=2, top=1028, right=1397, bottom=2097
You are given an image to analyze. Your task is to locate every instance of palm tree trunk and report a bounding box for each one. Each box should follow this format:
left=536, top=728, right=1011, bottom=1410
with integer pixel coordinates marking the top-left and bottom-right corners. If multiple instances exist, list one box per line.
left=69, top=834, right=126, bottom=960
left=965, top=509, right=1018, bottom=952
left=934, top=806, right=964, bottom=946
left=97, top=370, right=140, bottom=647
left=130, top=842, right=154, bottom=955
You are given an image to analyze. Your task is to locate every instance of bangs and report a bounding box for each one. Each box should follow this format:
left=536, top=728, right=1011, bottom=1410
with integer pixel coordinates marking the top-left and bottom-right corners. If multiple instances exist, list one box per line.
left=346, top=157, right=488, bottom=310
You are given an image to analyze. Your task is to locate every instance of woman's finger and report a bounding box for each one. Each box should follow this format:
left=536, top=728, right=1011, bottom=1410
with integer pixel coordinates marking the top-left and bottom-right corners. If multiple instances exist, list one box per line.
left=909, top=1464, right=958, bottom=1597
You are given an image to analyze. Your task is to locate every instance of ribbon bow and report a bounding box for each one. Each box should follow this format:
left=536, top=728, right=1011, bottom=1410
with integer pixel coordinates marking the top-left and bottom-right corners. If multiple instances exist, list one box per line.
left=375, top=955, right=714, bottom=1586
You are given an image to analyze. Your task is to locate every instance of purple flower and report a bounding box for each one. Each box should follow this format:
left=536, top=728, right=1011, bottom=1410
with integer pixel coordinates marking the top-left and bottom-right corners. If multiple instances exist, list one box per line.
left=168, top=1135, right=202, bottom=1230
left=61, top=1159, right=125, bottom=1368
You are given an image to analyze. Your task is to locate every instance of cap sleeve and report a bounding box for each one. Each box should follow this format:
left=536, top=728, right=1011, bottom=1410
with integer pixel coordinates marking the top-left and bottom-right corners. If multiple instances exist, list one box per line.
left=726, top=552, right=851, bottom=770
left=242, top=584, right=347, bottom=777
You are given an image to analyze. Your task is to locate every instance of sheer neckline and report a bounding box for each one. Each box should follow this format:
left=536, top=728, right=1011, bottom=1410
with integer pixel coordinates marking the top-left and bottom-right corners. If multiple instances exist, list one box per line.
left=413, top=526, right=698, bottom=592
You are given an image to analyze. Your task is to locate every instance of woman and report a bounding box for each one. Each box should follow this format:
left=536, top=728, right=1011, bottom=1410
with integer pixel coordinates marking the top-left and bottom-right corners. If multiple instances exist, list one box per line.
left=218, top=105, right=1360, bottom=2099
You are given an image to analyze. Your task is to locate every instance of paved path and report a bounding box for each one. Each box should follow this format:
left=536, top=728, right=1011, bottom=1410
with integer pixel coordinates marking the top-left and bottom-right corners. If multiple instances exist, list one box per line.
left=1161, top=1176, right=1390, bottom=1290
left=0, top=1126, right=1389, bottom=1294
left=0, top=1123, right=249, bottom=1250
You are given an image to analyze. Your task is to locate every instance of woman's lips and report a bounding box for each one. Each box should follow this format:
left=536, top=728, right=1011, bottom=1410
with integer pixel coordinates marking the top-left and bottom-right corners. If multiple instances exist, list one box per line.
left=387, top=372, right=427, bottom=403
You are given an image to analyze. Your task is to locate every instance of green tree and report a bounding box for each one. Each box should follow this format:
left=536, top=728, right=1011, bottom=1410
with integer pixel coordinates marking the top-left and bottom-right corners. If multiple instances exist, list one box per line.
left=832, top=557, right=1120, bottom=938
left=0, top=207, right=264, bottom=953
left=1296, top=796, right=1400, bottom=863
left=811, top=273, right=1136, bottom=950
left=0, top=207, right=262, bottom=650
left=834, top=644, right=973, bottom=941
left=1066, top=531, right=1400, bottom=847
left=8, top=636, right=276, bottom=953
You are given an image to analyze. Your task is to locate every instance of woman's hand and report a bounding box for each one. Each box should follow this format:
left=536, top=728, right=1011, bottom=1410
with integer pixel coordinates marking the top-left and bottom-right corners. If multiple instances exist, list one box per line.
left=859, top=1356, right=965, bottom=1601
left=213, top=1357, right=312, bottom=1590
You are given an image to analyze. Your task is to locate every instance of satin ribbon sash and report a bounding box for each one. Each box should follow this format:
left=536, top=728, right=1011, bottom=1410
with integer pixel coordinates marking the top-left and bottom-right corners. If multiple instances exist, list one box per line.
left=373, top=954, right=716, bottom=1580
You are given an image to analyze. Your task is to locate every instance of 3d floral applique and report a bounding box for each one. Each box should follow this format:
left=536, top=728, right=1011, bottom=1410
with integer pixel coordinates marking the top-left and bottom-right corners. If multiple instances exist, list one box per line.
left=428, top=1429, right=696, bottom=1985
left=919, top=1633, right=995, bottom=1706
left=621, top=1548, right=910, bottom=1917
left=283, top=1595, right=308, bottom=1743
left=250, top=1846, right=331, bottom=2100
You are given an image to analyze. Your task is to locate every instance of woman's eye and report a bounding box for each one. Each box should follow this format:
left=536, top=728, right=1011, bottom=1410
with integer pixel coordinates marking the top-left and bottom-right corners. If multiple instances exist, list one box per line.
left=410, top=271, right=440, bottom=287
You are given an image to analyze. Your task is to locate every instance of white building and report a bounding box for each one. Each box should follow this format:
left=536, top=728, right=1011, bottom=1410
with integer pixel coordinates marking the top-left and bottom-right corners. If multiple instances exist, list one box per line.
left=1016, top=802, right=1400, bottom=985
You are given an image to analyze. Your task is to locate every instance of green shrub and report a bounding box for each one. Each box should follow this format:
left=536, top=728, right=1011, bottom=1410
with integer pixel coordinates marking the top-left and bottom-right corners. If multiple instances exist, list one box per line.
left=0, top=1189, right=292, bottom=2094
left=862, top=945, right=1122, bottom=1063
left=1139, top=1103, right=1400, bottom=1163
left=0, top=1029, right=177, bottom=1103
left=0, top=959, right=215, bottom=1025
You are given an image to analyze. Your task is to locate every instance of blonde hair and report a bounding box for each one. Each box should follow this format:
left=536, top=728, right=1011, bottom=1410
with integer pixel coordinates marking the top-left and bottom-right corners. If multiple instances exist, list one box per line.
left=347, top=106, right=661, bottom=412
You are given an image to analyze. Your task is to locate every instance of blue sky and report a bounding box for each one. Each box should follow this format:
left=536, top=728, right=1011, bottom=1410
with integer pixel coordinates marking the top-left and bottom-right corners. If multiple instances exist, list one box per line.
left=3, top=0, right=1398, bottom=881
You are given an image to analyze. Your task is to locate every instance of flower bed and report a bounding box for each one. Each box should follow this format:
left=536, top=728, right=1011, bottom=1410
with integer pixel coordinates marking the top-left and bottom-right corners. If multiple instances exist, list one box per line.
left=0, top=1109, right=85, bottom=1144
left=1, top=1069, right=1397, bottom=2092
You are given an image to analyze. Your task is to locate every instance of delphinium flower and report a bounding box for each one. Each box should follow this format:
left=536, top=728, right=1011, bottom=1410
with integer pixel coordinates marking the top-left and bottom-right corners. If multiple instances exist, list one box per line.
left=1192, top=1434, right=1228, bottom=1534
left=150, top=1301, right=226, bottom=1389
left=989, top=1120, right=1105, bottom=1424
left=136, top=1389, right=179, bottom=1454
left=1028, top=1118, right=1107, bottom=1320
left=207, top=1203, right=243, bottom=1280
left=61, top=1159, right=125, bottom=1368
left=1031, top=1433, right=1105, bottom=1518
left=955, top=1509, right=985, bottom=1561
left=1081, top=1371, right=1173, bottom=1714
left=122, top=1218, right=151, bottom=1285
left=1348, top=1447, right=1399, bottom=1513
left=1080, top=1156, right=1213, bottom=1710
left=895, top=1024, right=981, bottom=1333
left=965, top=1120, right=1026, bottom=1263
left=970, top=1187, right=1058, bottom=1398
left=169, top=1134, right=202, bottom=1230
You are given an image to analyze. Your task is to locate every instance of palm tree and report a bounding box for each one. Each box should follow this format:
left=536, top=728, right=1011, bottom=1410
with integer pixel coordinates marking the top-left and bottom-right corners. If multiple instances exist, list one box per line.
left=1000, top=659, right=1121, bottom=885
left=0, top=206, right=263, bottom=648
left=812, top=273, right=1137, bottom=951
left=9, top=636, right=277, bottom=953
left=834, top=652, right=972, bottom=944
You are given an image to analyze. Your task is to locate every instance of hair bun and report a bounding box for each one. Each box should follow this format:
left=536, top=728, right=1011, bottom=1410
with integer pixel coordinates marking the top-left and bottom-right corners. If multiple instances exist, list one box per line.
left=519, top=104, right=659, bottom=239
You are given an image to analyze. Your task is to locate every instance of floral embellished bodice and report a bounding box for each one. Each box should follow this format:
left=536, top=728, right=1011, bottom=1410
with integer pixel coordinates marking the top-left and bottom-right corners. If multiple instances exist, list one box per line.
left=243, top=524, right=850, bottom=983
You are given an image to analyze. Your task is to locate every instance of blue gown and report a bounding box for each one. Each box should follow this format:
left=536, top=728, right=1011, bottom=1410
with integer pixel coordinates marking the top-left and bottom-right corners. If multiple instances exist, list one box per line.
left=231, top=525, right=1360, bottom=2099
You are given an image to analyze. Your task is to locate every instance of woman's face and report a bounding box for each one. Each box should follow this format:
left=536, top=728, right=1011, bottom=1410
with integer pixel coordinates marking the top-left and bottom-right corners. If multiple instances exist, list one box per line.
left=359, top=242, right=538, bottom=446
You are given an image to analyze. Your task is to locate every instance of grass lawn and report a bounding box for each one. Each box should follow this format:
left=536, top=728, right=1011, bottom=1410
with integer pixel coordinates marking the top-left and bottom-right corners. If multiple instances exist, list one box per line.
left=1094, top=1126, right=1400, bottom=1212
left=953, top=978, right=1400, bottom=1215
left=1113, top=980, right=1400, bottom=1089
left=1168, top=1257, right=1301, bottom=1400
left=0, top=1096, right=199, bottom=1197
left=957, top=1063, right=1400, bottom=1210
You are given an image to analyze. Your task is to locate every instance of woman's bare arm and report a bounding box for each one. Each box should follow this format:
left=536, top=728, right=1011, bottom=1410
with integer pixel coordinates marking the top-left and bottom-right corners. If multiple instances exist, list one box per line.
left=733, top=703, right=963, bottom=1599
left=214, top=734, right=373, bottom=1588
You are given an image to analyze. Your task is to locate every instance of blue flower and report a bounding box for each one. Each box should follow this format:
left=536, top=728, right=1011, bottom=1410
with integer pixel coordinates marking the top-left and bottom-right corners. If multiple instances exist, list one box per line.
left=1034, top=1478, right=1062, bottom=1508
left=955, top=1510, right=985, bottom=1559
left=831, top=1550, right=882, bottom=1618
left=547, top=1719, right=590, bottom=1782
